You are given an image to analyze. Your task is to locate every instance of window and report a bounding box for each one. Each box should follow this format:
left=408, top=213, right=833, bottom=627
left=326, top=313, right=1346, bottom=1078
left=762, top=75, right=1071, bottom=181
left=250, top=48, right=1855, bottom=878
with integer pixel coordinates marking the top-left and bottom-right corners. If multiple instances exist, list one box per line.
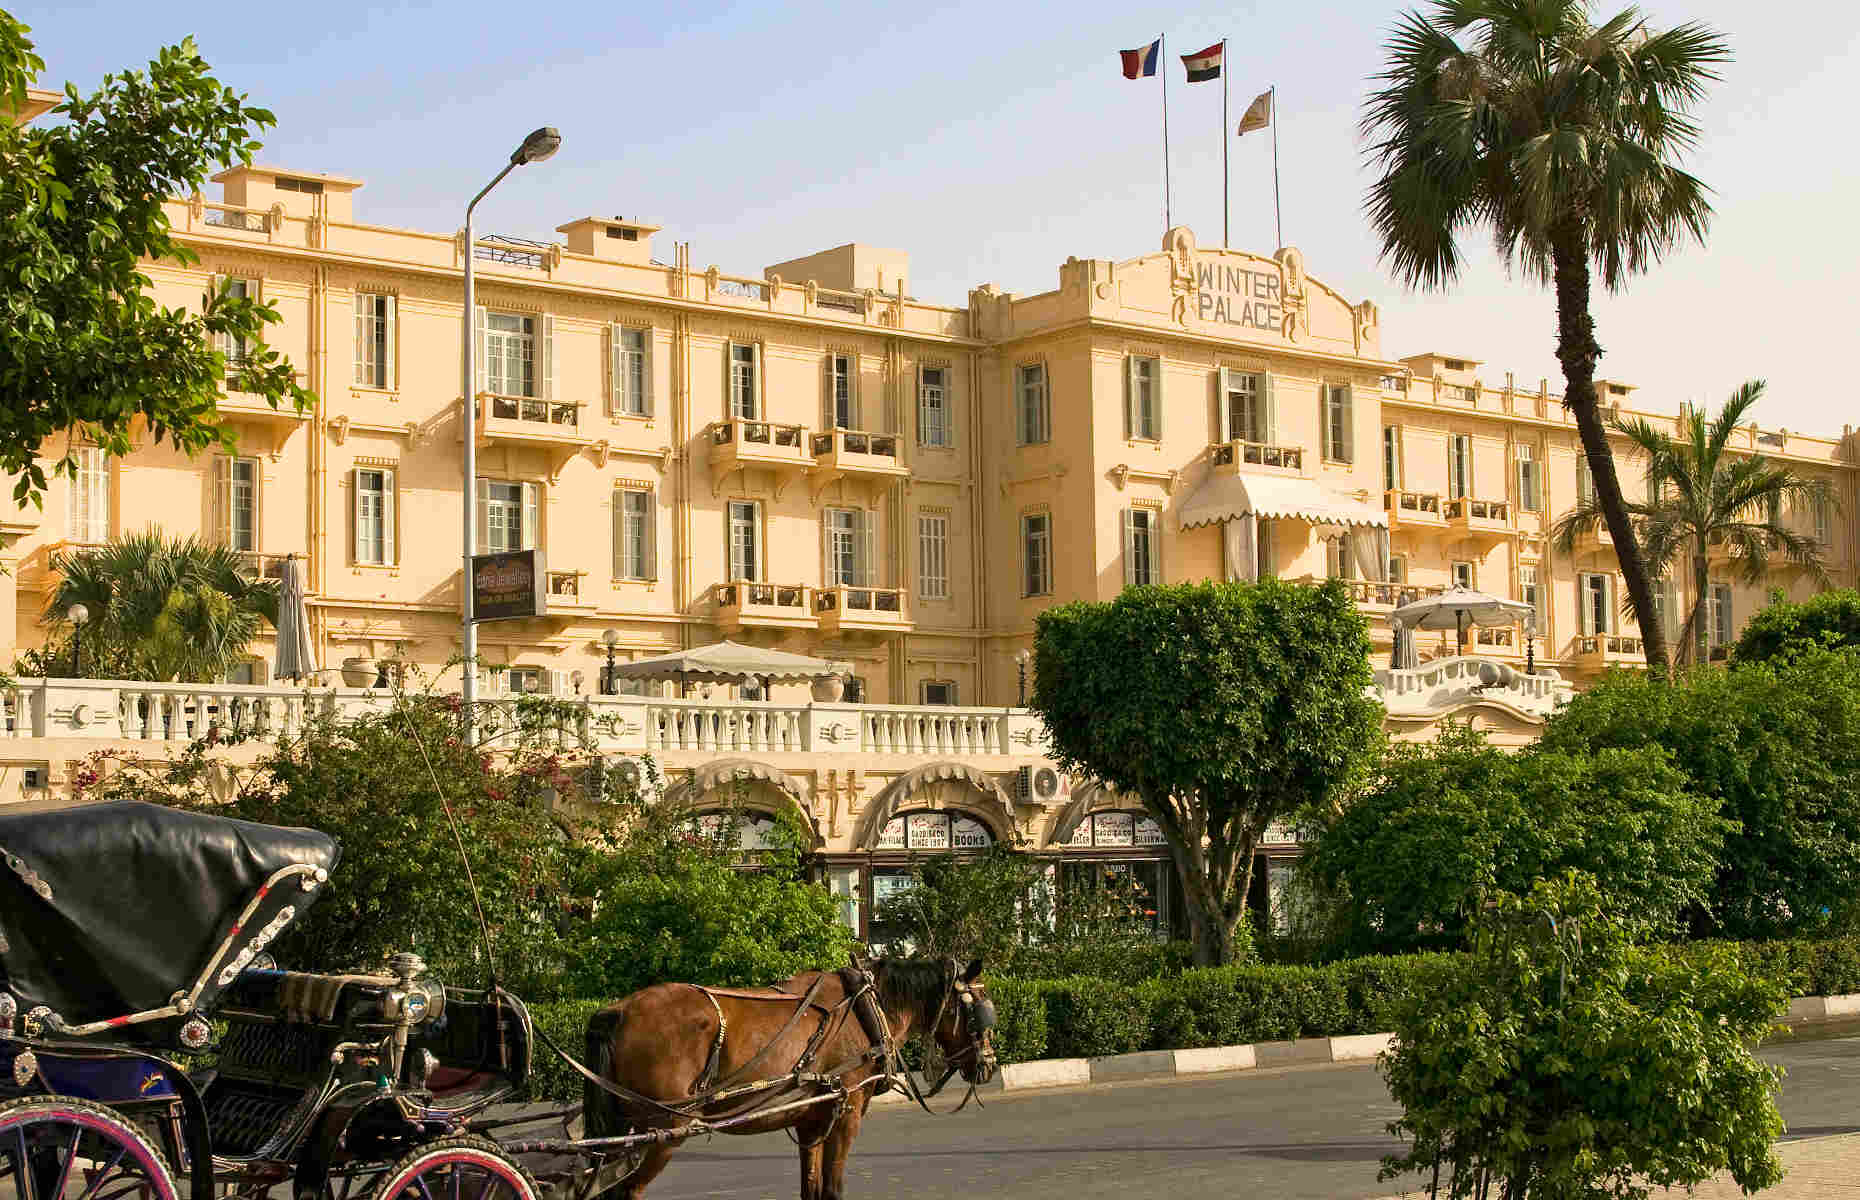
left=1126, top=355, right=1160, bottom=440
left=875, top=810, right=994, bottom=852
left=613, top=488, right=657, bottom=580
left=1387, top=553, right=1408, bottom=584
left=1257, top=519, right=1276, bottom=579
left=1022, top=512, right=1052, bottom=597
left=918, top=367, right=951, bottom=447
left=210, top=277, right=255, bottom=368
left=1016, top=363, right=1050, bottom=445
left=225, top=660, right=261, bottom=685
left=1444, top=358, right=1469, bottom=371
left=506, top=666, right=546, bottom=695
left=354, top=293, right=397, bottom=389
left=1382, top=425, right=1401, bottom=492
left=727, top=501, right=760, bottom=582
left=1815, top=497, right=1833, bottom=545
left=1516, top=443, right=1540, bottom=511
left=1123, top=508, right=1160, bottom=586
left=824, top=508, right=873, bottom=587
left=921, top=680, right=958, bottom=706
left=216, top=456, right=260, bottom=552
left=1576, top=455, right=1595, bottom=506
left=67, top=447, right=110, bottom=544
left=275, top=176, right=323, bottom=195
left=918, top=515, right=948, bottom=599
left=607, top=226, right=638, bottom=242
left=1452, top=561, right=1476, bottom=591
left=1322, top=384, right=1353, bottom=463
left=1709, top=582, right=1734, bottom=648
left=611, top=325, right=651, bottom=416
left=482, top=311, right=537, bottom=398
left=843, top=676, right=867, bottom=703
left=1449, top=435, right=1472, bottom=499
left=1650, top=575, right=1674, bottom=630
left=728, top=342, right=761, bottom=419
left=1518, top=564, right=1540, bottom=625
left=1326, top=537, right=1351, bottom=581
left=825, top=353, right=858, bottom=430
left=1220, top=370, right=1270, bottom=443
left=354, top=467, right=396, bottom=565
left=475, top=480, right=541, bottom=552
left=1580, top=572, right=1613, bottom=635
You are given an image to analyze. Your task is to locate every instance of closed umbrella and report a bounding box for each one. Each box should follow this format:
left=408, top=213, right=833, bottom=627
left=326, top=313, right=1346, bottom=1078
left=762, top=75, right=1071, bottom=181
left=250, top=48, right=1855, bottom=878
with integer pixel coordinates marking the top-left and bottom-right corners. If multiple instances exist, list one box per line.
left=272, top=555, right=318, bottom=683
left=1391, top=586, right=1533, bottom=657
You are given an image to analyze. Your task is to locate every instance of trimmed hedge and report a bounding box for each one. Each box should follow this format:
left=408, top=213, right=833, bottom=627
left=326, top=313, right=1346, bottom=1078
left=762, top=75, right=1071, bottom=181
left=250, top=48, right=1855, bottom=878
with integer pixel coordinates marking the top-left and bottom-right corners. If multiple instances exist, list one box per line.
left=517, top=936, right=1860, bottom=1102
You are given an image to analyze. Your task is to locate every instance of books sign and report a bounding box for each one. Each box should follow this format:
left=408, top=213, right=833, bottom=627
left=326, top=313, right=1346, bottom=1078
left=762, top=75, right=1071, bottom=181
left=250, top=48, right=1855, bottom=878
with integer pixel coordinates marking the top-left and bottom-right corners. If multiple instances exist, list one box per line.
left=471, top=549, right=547, bottom=622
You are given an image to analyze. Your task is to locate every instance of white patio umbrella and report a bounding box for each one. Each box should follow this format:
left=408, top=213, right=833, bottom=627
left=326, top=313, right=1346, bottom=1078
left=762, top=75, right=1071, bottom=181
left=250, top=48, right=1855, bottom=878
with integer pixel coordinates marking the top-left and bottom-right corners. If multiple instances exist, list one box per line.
left=271, top=554, right=319, bottom=683
left=607, top=639, right=843, bottom=695
left=1391, top=586, right=1534, bottom=657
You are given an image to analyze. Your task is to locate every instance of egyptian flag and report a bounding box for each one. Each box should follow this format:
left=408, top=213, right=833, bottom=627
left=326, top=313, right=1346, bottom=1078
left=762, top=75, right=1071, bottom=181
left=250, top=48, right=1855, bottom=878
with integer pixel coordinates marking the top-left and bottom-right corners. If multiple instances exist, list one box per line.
left=1181, top=42, right=1223, bottom=82
left=1120, top=38, right=1161, bottom=79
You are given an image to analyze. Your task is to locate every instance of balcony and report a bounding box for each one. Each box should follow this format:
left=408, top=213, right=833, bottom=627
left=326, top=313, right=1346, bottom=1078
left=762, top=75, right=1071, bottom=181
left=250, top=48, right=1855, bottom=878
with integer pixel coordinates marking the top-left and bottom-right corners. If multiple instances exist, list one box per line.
left=809, top=429, right=909, bottom=501
left=236, top=551, right=293, bottom=581
left=1386, top=490, right=1446, bottom=530
left=218, top=382, right=312, bottom=458
left=712, top=580, right=816, bottom=634
left=1444, top=497, right=1512, bottom=545
left=1210, top=439, right=1305, bottom=476
left=706, top=419, right=811, bottom=498
left=1376, top=655, right=1573, bottom=723
left=814, top=586, right=913, bottom=637
left=1572, top=633, right=1645, bottom=670
left=1571, top=522, right=1615, bottom=556
left=1297, top=577, right=1445, bottom=616
left=544, top=570, right=595, bottom=614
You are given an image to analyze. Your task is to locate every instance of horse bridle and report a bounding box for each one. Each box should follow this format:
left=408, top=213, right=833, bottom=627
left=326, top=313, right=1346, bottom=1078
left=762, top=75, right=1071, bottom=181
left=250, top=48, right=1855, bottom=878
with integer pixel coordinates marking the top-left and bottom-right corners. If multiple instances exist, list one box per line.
left=900, top=960, right=997, bottom=1114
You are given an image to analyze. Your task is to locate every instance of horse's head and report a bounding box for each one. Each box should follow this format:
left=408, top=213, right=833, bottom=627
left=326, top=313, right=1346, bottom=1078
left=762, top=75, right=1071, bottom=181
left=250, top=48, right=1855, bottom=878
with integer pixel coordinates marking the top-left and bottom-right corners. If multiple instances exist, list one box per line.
left=928, top=957, right=997, bottom=1085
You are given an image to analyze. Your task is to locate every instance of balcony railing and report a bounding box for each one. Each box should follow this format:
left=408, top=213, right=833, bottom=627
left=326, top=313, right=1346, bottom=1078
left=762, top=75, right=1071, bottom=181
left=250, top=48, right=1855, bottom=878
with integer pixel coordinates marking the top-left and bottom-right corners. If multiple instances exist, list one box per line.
left=710, top=419, right=807, bottom=451
left=474, top=234, right=549, bottom=269
left=716, top=580, right=809, bottom=611
left=1375, top=655, right=1572, bottom=721
left=1386, top=490, right=1446, bottom=527
left=485, top=393, right=580, bottom=428
left=1211, top=439, right=1304, bottom=472
left=1443, top=498, right=1509, bottom=523
left=1575, top=633, right=1644, bottom=659
left=1296, top=577, right=1447, bottom=611
left=203, top=205, right=271, bottom=233
left=546, top=571, right=592, bottom=609
left=811, top=429, right=902, bottom=460
left=814, top=585, right=912, bottom=634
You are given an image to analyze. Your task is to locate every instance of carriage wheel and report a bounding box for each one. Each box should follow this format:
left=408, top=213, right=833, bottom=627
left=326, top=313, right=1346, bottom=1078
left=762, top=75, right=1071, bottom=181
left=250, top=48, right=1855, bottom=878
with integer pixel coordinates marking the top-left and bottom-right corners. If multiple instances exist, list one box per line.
left=364, top=1136, right=540, bottom=1200
left=0, top=1096, right=180, bottom=1200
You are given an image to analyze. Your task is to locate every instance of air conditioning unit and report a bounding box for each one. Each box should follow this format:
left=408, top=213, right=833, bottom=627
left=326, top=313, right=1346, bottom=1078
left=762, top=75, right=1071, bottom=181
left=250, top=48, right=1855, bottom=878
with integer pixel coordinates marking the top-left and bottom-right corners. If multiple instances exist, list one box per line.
left=1014, top=765, right=1063, bottom=803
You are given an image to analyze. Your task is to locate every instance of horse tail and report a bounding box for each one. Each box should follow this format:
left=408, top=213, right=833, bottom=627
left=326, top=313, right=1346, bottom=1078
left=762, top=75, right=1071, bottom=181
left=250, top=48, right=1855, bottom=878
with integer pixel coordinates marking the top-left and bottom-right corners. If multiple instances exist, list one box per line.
left=583, top=1003, right=626, bottom=1140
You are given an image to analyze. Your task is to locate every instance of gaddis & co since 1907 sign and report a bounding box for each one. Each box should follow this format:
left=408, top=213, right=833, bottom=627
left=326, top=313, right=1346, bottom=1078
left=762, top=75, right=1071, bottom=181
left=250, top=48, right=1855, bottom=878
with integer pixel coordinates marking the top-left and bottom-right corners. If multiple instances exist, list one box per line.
left=471, top=549, right=547, bottom=622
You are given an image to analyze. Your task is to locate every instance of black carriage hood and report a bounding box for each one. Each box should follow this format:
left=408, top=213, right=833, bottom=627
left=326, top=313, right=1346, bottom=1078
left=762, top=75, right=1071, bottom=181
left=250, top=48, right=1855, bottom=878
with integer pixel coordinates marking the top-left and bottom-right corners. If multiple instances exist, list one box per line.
left=0, top=800, right=340, bottom=1039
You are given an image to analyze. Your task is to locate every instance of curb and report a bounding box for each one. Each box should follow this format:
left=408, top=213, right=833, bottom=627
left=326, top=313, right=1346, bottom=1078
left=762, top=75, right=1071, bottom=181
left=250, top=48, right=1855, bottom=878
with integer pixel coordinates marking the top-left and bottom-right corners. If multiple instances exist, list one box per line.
left=871, top=993, right=1860, bottom=1107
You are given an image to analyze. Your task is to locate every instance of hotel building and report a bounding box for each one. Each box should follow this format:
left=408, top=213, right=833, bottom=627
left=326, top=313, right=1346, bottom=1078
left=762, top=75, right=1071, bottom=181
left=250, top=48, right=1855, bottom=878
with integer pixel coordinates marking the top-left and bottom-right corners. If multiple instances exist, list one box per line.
left=1, top=136, right=1854, bottom=935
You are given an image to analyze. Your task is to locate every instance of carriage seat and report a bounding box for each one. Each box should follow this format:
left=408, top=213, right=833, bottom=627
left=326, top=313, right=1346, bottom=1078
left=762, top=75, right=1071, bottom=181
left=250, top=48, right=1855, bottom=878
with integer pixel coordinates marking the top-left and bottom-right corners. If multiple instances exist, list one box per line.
left=411, top=989, right=532, bottom=1115
left=220, top=968, right=399, bottom=1025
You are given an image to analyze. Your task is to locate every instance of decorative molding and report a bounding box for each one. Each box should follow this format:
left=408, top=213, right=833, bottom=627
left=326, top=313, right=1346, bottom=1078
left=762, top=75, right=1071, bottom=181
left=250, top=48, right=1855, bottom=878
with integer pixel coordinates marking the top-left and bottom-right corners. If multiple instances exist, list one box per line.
left=1109, top=464, right=1179, bottom=493
left=998, top=464, right=1068, bottom=496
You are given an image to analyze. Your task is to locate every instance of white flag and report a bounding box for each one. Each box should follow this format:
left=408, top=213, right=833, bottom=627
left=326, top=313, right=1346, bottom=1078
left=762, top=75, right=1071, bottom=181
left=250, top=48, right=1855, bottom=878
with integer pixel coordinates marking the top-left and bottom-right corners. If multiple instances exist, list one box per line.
left=1237, top=89, right=1272, bottom=135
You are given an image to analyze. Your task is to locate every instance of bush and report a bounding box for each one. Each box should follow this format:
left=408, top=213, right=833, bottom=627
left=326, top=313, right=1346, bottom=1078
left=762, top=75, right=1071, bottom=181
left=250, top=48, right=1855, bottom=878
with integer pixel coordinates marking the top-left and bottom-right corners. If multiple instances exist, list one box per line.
left=1733, top=588, right=1860, bottom=665
left=1537, top=648, right=1860, bottom=939
left=1304, top=724, right=1725, bottom=955
left=1379, top=874, right=1786, bottom=1200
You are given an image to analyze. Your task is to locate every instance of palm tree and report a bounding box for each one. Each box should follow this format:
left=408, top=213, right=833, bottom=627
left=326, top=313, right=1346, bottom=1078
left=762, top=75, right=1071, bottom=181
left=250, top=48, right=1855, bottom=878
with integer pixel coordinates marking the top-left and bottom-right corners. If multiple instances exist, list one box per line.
left=1363, top=0, right=1730, bottom=673
left=44, top=528, right=280, bottom=681
left=1554, top=381, right=1833, bottom=666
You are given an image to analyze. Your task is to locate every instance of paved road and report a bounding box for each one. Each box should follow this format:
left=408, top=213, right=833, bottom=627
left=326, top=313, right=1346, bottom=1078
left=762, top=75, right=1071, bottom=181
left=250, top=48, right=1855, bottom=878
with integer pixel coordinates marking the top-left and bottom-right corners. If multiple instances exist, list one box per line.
left=614, top=1034, right=1860, bottom=1200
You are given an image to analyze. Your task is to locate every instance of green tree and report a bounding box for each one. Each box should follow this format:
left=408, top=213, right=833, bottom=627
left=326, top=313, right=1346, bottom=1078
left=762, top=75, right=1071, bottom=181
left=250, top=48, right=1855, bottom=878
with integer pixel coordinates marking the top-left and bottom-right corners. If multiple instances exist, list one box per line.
left=1364, top=0, right=1731, bottom=674
left=1555, top=382, right=1832, bottom=665
left=1030, top=578, right=1383, bottom=966
left=1380, top=873, right=1785, bottom=1200
left=41, top=529, right=279, bottom=682
left=1537, top=648, right=1860, bottom=938
left=0, top=11, right=309, bottom=506
left=1733, top=587, right=1860, bottom=665
left=1305, top=724, right=1724, bottom=955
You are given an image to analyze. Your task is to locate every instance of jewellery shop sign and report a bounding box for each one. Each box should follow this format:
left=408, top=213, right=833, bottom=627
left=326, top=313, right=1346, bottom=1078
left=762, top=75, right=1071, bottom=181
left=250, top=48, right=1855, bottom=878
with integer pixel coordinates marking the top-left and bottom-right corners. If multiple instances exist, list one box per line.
left=471, top=549, right=548, bottom=621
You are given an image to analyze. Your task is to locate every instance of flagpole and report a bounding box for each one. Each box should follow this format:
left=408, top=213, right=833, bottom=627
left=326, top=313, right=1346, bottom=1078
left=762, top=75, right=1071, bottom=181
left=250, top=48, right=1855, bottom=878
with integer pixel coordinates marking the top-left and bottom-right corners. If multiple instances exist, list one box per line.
left=1270, top=84, right=1282, bottom=249
left=1161, top=34, right=1172, bottom=233
left=1221, top=40, right=1229, bottom=248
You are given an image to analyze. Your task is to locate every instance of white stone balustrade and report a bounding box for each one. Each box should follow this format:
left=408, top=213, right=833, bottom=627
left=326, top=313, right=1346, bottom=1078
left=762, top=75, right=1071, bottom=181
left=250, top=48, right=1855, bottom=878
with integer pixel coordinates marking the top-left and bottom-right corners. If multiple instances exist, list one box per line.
left=1373, top=655, right=1573, bottom=720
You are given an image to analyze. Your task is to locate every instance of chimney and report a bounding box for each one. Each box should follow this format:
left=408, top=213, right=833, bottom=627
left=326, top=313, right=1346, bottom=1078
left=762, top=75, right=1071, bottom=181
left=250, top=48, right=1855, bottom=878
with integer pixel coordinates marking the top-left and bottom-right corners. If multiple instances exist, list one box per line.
left=557, top=217, right=660, bottom=265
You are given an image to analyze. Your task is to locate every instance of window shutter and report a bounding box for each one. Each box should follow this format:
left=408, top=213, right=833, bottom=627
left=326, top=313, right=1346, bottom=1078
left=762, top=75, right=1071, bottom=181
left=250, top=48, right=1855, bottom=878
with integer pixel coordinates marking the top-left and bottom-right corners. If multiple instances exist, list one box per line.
left=1146, top=512, right=1161, bottom=583
left=1577, top=455, right=1593, bottom=505
left=724, top=342, right=737, bottom=415
left=523, top=482, right=541, bottom=551
left=1150, top=362, right=1162, bottom=439
left=1579, top=575, right=1596, bottom=635
left=823, top=355, right=837, bottom=431
left=474, top=479, right=489, bottom=554
left=382, top=295, right=397, bottom=391
left=1259, top=374, right=1276, bottom=443
left=352, top=467, right=367, bottom=562
left=1217, top=368, right=1234, bottom=440
left=643, top=493, right=659, bottom=580
left=1340, top=385, right=1354, bottom=463
left=1124, top=357, right=1138, bottom=438
left=473, top=306, right=487, bottom=395
left=540, top=314, right=555, bottom=402
left=611, top=491, right=624, bottom=578
left=214, top=457, right=233, bottom=545
left=381, top=468, right=396, bottom=565
left=605, top=324, right=618, bottom=414
left=639, top=328, right=654, bottom=417
left=861, top=510, right=876, bottom=587
left=353, top=294, right=368, bottom=386
left=1122, top=509, right=1136, bottom=586
left=752, top=341, right=764, bottom=417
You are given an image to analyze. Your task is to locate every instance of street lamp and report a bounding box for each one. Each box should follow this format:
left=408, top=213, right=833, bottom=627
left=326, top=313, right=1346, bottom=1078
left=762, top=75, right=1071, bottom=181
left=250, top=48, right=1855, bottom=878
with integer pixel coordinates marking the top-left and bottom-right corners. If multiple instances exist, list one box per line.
left=1524, top=613, right=1538, bottom=676
left=600, top=628, right=620, bottom=696
left=67, top=604, right=90, bottom=677
left=1014, top=647, right=1031, bottom=707
left=461, top=126, right=561, bottom=739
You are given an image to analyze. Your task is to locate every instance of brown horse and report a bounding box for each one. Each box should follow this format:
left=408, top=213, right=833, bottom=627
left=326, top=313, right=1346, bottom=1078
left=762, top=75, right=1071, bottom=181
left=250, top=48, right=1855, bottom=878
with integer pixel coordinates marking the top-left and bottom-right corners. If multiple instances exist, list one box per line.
left=582, top=957, right=997, bottom=1199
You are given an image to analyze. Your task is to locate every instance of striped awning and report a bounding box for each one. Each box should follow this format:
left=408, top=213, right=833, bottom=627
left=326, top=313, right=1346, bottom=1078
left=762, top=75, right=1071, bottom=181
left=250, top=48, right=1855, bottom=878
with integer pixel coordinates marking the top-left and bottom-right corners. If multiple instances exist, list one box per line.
left=1178, top=472, right=1388, bottom=530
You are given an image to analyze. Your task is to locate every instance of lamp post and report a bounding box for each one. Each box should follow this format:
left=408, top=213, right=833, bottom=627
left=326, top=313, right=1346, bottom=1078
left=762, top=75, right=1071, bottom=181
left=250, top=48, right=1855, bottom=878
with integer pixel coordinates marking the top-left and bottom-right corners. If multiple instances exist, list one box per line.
left=600, top=628, right=620, bottom=696
left=1014, top=647, right=1031, bottom=707
left=1524, top=614, right=1537, bottom=676
left=67, top=604, right=90, bottom=677
left=461, top=126, right=561, bottom=740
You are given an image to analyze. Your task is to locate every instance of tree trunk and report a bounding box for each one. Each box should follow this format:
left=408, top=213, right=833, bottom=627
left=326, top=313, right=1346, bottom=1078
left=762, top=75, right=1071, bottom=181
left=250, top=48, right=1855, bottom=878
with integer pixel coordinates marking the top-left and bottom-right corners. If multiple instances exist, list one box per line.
left=1148, top=797, right=1251, bottom=967
left=1693, top=550, right=1710, bottom=666
left=1550, top=224, right=1670, bottom=673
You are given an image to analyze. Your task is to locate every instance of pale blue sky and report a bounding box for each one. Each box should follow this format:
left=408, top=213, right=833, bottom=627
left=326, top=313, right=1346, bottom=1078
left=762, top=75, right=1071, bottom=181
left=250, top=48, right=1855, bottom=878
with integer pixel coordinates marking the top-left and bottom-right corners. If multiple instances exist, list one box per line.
left=17, top=0, right=1859, bottom=435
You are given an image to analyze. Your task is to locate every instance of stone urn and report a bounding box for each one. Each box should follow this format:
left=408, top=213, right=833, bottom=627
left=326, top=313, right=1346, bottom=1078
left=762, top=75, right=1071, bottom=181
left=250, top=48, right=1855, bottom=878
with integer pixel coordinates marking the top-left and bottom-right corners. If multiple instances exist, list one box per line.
left=339, top=655, right=378, bottom=688
left=811, top=674, right=846, bottom=703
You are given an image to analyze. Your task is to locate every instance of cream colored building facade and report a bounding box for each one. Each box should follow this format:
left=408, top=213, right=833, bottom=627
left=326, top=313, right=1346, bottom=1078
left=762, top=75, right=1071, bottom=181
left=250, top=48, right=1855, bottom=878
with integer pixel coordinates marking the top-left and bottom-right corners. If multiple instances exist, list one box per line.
left=1, top=150, right=1856, bottom=938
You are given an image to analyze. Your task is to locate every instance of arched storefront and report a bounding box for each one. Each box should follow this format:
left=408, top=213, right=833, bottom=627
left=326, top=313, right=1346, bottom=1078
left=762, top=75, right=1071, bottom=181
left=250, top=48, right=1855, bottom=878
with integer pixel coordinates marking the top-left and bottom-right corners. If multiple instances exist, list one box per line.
left=1047, top=783, right=1177, bottom=934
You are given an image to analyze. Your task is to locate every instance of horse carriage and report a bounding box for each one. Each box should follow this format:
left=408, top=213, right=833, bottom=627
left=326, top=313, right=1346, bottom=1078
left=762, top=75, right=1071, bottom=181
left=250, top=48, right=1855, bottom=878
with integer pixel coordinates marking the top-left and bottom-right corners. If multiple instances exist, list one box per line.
left=0, top=800, right=998, bottom=1200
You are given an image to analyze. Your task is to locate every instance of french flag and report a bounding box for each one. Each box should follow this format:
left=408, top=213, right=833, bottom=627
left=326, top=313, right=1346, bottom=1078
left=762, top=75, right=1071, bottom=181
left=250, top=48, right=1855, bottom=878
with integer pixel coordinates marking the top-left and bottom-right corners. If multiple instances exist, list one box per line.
left=1120, top=38, right=1161, bottom=79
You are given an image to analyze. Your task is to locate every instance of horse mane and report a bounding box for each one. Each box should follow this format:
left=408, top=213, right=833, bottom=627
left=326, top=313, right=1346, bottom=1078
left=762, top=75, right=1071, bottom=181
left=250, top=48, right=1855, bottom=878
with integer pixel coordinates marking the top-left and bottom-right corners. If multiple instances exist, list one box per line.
left=870, top=957, right=950, bottom=1024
